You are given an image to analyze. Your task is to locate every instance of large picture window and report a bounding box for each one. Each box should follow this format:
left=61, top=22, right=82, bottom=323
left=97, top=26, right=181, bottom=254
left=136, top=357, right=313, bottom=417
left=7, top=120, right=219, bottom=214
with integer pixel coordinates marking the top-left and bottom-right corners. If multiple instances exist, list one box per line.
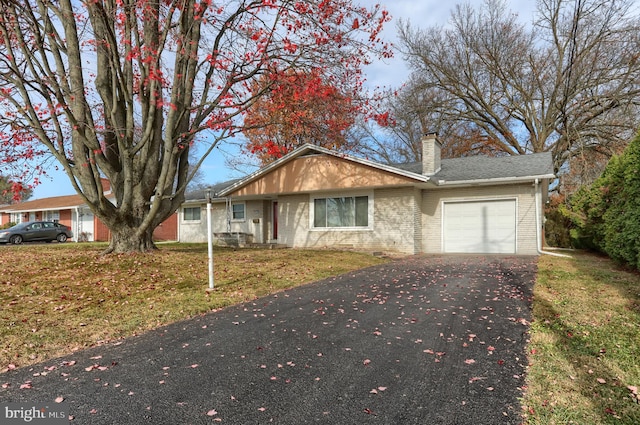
left=313, top=196, right=369, bottom=228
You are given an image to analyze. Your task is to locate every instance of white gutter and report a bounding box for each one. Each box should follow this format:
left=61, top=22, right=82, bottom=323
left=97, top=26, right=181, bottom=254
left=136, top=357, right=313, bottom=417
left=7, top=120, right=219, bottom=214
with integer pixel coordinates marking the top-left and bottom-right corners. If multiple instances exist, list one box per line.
left=436, top=174, right=556, bottom=187
left=534, top=178, right=571, bottom=258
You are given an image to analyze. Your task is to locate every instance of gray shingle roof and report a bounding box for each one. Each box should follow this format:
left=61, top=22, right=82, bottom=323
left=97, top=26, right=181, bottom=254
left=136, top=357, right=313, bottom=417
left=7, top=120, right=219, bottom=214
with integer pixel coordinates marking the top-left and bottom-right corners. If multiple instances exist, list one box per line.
left=184, top=179, right=241, bottom=202
left=395, top=151, right=554, bottom=182
left=196, top=150, right=554, bottom=199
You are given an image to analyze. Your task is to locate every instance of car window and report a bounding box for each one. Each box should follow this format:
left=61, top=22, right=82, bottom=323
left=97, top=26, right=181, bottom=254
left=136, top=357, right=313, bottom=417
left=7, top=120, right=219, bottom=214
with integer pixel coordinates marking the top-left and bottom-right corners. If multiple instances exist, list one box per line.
left=31, top=223, right=42, bottom=230
left=43, top=223, right=55, bottom=228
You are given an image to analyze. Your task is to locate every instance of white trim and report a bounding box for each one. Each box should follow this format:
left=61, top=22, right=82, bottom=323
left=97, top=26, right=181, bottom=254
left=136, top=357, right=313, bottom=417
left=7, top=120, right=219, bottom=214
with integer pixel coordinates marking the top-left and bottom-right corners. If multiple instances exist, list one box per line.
left=309, top=190, right=374, bottom=231
left=231, top=201, right=246, bottom=222
left=435, top=174, right=555, bottom=186
left=441, top=197, right=518, bottom=254
left=181, top=206, right=203, bottom=223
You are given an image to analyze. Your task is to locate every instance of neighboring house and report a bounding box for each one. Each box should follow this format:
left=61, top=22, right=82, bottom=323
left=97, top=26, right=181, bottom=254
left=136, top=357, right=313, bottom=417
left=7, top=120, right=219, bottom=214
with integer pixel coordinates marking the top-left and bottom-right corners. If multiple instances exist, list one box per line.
left=0, top=180, right=178, bottom=242
left=178, top=134, right=555, bottom=255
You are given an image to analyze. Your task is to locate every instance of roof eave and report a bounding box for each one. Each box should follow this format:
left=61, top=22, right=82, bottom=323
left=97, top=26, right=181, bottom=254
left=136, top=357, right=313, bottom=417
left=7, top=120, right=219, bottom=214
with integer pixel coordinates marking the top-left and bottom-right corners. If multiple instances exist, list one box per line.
left=434, top=173, right=556, bottom=186
left=182, top=197, right=229, bottom=205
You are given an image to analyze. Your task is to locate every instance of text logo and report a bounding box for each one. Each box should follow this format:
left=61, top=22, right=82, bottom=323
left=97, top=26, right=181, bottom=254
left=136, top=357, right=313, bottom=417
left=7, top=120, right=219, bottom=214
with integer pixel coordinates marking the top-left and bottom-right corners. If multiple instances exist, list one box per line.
left=1, top=403, right=68, bottom=424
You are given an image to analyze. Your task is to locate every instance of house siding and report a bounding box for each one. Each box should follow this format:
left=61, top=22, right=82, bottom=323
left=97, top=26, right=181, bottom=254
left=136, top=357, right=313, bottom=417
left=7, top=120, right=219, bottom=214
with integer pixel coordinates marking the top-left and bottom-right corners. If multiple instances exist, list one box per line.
left=95, top=219, right=110, bottom=242
left=231, top=154, right=417, bottom=197
left=372, top=187, right=420, bottom=254
left=178, top=200, right=265, bottom=244
left=276, top=188, right=420, bottom=254
left=413, top=187, right=423, bottom=254
left=153, top=212, right=178, bottom=241
left=422, top=183, right=538, bottom=255
left=59, top=210, right=72, bottom=228
left=276, top=194, right=306, bottom=248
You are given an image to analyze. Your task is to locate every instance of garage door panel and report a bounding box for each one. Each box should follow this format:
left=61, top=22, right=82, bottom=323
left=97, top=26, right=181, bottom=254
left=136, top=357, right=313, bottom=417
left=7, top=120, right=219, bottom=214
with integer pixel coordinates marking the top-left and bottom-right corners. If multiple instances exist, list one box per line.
left=443, top=200, right=516, bottom=254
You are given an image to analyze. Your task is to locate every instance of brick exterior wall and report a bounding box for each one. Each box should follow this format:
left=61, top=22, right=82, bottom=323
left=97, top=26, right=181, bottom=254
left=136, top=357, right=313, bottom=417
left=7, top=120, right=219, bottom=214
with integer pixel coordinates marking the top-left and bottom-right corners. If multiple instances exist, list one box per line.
left=59, top=210, right=72, bottom=228
left=94, top=219, right=111, bottom=242
left=152, top=212, right=178, bottom=241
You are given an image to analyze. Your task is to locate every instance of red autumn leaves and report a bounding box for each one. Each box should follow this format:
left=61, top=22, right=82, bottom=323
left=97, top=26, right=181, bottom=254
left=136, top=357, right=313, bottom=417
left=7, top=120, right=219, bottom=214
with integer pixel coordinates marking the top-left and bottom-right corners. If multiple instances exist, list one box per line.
left=242, top=68, right=359, bottom=165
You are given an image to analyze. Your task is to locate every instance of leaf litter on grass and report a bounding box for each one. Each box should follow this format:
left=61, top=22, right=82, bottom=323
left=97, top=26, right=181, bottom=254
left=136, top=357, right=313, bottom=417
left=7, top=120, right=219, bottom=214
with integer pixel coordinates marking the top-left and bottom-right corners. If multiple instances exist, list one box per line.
left=0, top=243, right=386, bottom=370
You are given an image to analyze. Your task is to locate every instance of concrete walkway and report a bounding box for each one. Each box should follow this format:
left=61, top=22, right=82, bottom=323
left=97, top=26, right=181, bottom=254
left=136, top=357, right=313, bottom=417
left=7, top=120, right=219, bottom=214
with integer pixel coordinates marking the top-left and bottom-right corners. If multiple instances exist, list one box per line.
left=0, top=255, right=537, bottom=424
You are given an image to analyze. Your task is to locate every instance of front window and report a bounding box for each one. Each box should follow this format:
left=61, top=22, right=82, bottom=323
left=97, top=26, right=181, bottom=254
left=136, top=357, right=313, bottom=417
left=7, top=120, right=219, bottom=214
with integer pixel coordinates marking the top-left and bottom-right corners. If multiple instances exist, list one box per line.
left=183, top=206, right=201, bottom=222
left=232, top=203, right=245, bottom=220
left=43, top=210, right=60, bottom=222
left=313, top=196, right=369, bottom=228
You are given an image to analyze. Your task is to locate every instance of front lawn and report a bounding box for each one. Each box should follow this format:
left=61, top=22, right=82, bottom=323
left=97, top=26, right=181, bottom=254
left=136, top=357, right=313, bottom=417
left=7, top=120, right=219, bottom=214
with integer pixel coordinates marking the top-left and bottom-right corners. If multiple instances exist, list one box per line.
left=0, top=243, right=386, bottom=370
left=2, top=244, right=638, bottom=424
left=524, top=251, right=640, bottom=424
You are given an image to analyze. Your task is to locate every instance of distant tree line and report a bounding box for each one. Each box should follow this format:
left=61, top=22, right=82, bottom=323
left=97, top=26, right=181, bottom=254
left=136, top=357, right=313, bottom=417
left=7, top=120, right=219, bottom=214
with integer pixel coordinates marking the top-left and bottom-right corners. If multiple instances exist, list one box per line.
left=360, top=0, right=640, bottom=192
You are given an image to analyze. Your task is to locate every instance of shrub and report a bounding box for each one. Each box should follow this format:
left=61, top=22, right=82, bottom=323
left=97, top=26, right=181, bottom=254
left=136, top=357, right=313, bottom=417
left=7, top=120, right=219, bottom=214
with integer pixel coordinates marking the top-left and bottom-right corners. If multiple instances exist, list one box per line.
left=544, top=194, right=573, bottom=248
left=601, top=135, right=640, bottom=268
left=563, top=133, right=640, bottom=269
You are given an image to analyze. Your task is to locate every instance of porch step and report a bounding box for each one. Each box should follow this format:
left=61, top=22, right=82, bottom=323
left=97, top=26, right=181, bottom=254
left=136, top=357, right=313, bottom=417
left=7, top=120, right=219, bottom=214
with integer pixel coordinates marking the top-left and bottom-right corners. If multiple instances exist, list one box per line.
left=246, top=243, right=288, bottom=249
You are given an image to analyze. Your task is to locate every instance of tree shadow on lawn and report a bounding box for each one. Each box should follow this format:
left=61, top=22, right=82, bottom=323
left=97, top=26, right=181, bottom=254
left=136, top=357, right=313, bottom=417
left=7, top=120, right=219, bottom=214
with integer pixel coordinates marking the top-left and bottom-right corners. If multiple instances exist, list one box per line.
left=529, top=252, right=640, bottom=424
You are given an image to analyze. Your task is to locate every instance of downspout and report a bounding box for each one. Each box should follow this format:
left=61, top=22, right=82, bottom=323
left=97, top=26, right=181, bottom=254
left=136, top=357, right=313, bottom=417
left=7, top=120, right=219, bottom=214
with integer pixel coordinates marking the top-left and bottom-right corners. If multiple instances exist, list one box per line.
left=534, top=178, right=571, bottom=258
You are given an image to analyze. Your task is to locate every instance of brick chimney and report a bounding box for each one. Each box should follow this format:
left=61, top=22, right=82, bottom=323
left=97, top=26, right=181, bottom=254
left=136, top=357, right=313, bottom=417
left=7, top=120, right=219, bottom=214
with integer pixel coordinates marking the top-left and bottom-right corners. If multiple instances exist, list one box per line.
left=422, top=132, right=441, bottom=175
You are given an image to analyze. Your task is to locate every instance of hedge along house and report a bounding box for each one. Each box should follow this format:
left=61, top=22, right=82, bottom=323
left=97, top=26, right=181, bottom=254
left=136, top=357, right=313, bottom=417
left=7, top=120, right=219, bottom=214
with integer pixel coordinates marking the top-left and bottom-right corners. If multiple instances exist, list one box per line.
left=179, top=134, right=555, bottom=255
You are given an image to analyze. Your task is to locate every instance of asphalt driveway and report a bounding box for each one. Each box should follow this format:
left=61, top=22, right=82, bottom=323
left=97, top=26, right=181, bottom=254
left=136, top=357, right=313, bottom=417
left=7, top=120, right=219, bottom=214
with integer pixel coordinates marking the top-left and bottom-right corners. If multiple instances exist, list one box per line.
left=0, top=255, right=537, bottom=424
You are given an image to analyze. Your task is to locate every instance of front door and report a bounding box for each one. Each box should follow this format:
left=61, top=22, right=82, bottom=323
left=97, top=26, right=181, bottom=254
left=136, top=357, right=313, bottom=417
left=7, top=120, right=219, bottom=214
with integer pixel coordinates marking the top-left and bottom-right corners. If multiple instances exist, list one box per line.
left=272, top=201, right=278, bottom=241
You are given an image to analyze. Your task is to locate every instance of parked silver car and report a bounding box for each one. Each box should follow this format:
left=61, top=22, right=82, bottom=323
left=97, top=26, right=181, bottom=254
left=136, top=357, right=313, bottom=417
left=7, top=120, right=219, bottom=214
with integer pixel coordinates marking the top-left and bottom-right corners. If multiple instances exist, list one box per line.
left=0, top=221, right=73, bottom=244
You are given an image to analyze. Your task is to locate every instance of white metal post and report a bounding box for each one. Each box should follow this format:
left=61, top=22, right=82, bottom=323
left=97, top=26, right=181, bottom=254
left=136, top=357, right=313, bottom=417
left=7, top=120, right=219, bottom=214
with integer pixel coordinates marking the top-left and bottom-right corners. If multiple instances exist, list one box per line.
left=206, top=189, right=214, bottom=290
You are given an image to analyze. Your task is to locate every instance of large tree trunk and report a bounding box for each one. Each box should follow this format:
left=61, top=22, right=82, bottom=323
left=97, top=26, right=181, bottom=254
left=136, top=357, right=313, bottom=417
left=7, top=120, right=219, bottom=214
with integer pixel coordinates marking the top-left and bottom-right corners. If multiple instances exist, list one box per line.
left=106, top=224, right=156, bottom=254
left=97, top=197, right=168, bottom=254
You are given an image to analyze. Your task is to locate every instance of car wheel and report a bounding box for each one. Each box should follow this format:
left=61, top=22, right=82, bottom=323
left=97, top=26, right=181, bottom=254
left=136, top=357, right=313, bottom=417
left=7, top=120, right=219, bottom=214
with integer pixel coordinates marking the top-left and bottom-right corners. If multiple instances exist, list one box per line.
left=10, top=235, right=23, bottom=245
left=57, top=234, right=68, bottom=243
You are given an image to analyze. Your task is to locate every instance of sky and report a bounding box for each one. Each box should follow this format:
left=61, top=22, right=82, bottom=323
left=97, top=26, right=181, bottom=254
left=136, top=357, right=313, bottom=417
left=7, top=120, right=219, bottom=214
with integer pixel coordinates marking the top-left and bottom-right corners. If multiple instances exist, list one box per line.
left=30, top=0, right=538, bottom=199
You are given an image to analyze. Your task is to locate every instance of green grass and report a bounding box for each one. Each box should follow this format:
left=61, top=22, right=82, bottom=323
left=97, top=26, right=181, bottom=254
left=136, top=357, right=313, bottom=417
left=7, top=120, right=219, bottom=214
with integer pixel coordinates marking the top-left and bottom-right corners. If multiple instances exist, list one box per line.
left=3, top=244, right=639, bottom=424
left=523, top=251, right=640, bottom=424
left=0, top=243, right=386, bottom=370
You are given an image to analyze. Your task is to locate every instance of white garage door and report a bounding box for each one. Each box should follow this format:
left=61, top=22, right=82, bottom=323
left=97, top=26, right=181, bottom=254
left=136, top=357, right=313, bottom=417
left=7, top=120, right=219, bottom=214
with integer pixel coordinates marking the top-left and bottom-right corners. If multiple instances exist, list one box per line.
left=443, top=200, right=516, bottom=254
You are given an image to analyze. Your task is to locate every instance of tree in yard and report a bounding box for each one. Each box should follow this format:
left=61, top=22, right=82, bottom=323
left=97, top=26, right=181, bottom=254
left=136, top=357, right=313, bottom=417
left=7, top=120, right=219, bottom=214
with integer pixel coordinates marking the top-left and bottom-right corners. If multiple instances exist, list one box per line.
left=397, top=0, right=640, bottom=177
left=241, top=67, right=360, bottom=165
left=0, top=175, right=32, bottom=204
left=0, top=0, right=391, bottom=253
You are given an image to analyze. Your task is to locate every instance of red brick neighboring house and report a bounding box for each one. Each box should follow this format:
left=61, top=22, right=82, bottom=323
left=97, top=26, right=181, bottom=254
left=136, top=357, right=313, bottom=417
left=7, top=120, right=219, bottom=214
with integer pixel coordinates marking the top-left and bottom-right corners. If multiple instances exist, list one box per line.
left=0, top=183, right=177, bottom=242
